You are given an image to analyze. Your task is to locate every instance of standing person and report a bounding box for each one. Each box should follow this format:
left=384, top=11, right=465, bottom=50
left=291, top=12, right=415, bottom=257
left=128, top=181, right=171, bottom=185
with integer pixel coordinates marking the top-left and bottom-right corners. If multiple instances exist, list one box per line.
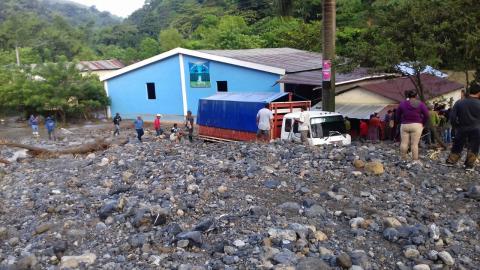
left=133, top=116, right=144, bottom=142
left=396, top=90, right=429, bottom=162
left=344, top=116, right=351, bottom=136
left=440, top=108, right=452, bottom=144
left=359, top=120, right=368, bottom=141
left=425, top=104, right=440, bottom=145
left=29, top=114, right=39, bottom=137
left=297, top=108, right=311, bottom=144
left=45, top=116, right=56, bottom=141
left=113, top=113, right=122, bottom=136
left=383, top=110, right=393, bottom=140
left=446, top=82, right=480, bottom=170
left=185, top=110, right=194, bottom=143
left=391, top=108, right=399, bottom=141
left=256, top=104, right=273, bottom=143
left=367, top=114, right=381, bottom=142
left=153, top=114, right=163, bottom=136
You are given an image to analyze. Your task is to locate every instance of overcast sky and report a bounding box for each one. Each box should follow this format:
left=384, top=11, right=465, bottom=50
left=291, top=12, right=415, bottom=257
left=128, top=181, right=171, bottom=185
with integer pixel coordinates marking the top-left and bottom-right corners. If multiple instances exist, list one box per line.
left=68, top=0, right=145, bottom=18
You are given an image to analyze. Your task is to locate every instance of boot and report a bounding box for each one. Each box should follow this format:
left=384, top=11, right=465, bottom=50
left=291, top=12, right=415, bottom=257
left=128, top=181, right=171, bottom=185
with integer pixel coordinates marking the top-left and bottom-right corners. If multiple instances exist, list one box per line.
left=465, top=152, right=478, bottom=169
left=446, top=153, right=460, bottom=165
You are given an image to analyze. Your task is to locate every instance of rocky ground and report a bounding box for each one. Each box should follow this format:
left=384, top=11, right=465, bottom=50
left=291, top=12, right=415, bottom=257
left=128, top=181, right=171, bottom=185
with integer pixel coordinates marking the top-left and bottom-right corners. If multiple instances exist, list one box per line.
left=0, top=127, right=479, bottom=270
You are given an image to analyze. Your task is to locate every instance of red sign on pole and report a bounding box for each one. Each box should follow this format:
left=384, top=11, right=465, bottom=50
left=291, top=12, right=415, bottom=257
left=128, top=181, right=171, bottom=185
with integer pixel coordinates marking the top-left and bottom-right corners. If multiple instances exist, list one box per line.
left=322, top=60, right=332, bottom=82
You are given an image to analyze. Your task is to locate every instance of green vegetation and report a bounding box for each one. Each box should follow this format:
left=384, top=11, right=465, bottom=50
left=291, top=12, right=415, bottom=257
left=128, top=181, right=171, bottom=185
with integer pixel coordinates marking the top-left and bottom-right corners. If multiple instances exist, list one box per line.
left=0, top=0, right=479, bottom=118
left=0, top=62, right=108, bottom=121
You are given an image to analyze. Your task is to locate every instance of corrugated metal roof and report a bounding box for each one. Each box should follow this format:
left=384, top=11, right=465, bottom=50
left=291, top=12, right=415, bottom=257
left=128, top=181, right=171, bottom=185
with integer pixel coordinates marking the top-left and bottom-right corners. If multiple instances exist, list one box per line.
left=78, top=59, right=125, bottom=71
left=313, top=103, right=393, bottom=119
left=277, top=68, right=392, bottom=86
left=200, top=48, right=323, bottom=73
left=360, top=74, right=464, bottom=102
left=202, top=92, right=288, bottom=103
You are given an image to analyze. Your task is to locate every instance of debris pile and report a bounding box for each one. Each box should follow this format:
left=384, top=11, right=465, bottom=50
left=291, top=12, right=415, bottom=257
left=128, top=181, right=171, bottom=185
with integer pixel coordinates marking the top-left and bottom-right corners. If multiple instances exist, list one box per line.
left=0, top=131, right=479, bottom=269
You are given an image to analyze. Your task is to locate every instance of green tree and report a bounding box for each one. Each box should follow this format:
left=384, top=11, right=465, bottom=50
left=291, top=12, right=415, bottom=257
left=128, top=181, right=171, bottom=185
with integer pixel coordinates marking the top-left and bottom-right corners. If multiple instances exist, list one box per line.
left=0, top=63, right=109, bottom=122
left=192, top=15, right=264, bottom=49
left=138, top=37, right=160, bottom=59
left=255, top=17, right=322, bottom=51
left=0, top=12, right=43, bottom=65
left=159, top=28, right=185, bottom=52
left=345, top=0, right=444, bottom=101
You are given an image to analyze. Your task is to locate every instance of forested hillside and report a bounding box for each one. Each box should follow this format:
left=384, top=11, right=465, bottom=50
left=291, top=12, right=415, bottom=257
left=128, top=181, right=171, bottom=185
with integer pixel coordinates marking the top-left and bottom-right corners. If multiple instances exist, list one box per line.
left=0, top=0, right=120, bottom=28
left=0, top=0, right=479, bottom=75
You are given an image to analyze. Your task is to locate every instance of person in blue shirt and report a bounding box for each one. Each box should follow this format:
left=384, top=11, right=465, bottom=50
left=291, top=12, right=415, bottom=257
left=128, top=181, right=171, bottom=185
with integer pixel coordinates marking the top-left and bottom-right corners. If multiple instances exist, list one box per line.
left=28, top=114, right=39, bottom=137
left=45, top=116, right=56, bottom=141
left=133, top=116, right=144, bottom=142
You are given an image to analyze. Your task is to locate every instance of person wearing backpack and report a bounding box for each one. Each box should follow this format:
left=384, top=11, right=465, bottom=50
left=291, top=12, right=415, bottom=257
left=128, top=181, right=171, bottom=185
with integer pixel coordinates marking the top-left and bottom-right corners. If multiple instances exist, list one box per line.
left=45, top=116, right=56, bottom=141
left=113, top=113, right=122, bottom=136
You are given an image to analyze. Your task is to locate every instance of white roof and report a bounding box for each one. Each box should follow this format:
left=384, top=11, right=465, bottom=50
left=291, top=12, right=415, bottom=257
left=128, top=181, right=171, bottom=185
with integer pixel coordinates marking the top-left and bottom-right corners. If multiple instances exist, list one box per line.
left=100, top=47, right=286, bottom=81
left=285, top=111, right=343, bottom=119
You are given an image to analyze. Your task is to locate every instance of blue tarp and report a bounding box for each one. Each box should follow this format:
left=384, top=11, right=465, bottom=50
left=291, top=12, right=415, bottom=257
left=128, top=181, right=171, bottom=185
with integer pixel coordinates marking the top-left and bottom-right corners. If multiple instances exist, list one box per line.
left=197, top=92, right=289, bottom=133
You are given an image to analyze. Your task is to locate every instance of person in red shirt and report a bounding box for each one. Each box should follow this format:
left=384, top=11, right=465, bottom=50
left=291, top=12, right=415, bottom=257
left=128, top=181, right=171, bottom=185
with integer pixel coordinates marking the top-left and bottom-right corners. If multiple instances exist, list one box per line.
left=368, top=114, right=381, bottom=142
left=359, top=120, right=368, bottom=141
left=153, top=114, right=163, bottom=136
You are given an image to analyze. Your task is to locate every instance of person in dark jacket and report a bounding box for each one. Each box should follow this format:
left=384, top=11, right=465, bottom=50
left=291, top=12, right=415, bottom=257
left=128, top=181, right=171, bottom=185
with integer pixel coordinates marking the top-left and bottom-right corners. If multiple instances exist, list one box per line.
left=446, top=82, right=480, bottom=170
left=185, top=110, right=194, bottom=143
left=396, top=90, right=429, bottom=162
left=113, top=113, right=122, bottom=136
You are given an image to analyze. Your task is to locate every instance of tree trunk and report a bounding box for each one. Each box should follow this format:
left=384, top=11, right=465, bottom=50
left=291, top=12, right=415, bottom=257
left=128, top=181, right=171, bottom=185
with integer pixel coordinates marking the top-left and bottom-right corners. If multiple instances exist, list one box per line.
left=15, top=45, right=21, bottom=66
left=321, top=0, right=336, bottom=112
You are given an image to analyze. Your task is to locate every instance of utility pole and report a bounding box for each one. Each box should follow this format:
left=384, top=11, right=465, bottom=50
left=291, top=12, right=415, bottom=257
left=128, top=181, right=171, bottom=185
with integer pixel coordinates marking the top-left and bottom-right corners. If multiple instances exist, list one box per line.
left=321, top=0, right=336, bottom=112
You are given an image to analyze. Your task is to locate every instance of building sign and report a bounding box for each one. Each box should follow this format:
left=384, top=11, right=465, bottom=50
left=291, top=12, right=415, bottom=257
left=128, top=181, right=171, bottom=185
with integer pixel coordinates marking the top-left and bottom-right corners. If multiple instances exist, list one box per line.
left=322, top=60, right=332, bottom=82
left=189, top=61, right=211, bottom=88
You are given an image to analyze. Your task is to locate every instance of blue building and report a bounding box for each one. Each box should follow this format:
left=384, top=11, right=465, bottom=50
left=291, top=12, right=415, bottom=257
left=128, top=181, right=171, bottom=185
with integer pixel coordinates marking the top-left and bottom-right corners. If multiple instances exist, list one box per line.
left=100, top=47, right=325, bottom=120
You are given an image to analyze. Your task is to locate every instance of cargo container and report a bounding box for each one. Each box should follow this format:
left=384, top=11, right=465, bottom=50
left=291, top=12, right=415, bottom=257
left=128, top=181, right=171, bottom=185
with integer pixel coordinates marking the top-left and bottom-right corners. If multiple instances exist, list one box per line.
left=196, top=92, right=310, bottom=142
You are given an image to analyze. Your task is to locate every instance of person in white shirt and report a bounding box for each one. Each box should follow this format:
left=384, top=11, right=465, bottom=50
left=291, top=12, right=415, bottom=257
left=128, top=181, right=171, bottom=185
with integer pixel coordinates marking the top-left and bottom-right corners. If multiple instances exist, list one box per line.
left=256, top=104, right=274, bottom=142
left=298, top=108, right=310, bottom=144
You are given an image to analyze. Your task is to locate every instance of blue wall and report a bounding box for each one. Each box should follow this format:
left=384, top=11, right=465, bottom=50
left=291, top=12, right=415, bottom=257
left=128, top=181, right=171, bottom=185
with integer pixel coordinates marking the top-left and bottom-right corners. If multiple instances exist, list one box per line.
left=107, top=55, right=183, bottom=120
left=106, top=52, right=282, bottom=120
left=183, top=55, right=281, bottom=114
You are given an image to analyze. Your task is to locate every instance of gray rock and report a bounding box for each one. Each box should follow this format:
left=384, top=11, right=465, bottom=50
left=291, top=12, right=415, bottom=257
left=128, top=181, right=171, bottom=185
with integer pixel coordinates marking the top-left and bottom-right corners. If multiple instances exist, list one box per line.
left=265, top=179, right=280, bottom=189
left=304, top=204, right=325, bottom=218
left=177, top=231, right=203, bottom=246
left=177, top=240, right=189, bottom=248
left=193, top=217, right=215, bottom=232
left=350, top=250, right=371, bottom=269
left=437, top=251, right=455, bottom=266
left=279, top=202, right=301, bottom=214
left=272, top=249, right=298, bottom=265
left=296, top=257, right=331, bottom=270
left=466, top=185, right=480, bottom=200
left=336, top=252, right=352, bottom=268
left=413, top=264, right=430, bottom=270
left=98, top=200, right=117, bottom=220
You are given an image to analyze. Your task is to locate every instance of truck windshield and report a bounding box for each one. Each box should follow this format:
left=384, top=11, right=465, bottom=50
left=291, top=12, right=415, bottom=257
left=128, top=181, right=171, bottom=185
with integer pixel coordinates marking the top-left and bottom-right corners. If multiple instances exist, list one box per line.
left=310, top=116, right=346, bottom=138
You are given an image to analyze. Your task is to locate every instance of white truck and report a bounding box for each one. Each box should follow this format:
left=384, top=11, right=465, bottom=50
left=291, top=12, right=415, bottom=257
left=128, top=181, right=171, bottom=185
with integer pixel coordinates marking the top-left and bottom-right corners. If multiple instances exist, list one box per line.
left=280, top=111, right=351, bottom=146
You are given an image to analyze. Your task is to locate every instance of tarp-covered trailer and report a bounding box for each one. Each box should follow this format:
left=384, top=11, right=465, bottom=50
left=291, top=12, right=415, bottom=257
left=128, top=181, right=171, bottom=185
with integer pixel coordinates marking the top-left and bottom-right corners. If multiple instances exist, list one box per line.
left=196, top=92, right=310, bottom=142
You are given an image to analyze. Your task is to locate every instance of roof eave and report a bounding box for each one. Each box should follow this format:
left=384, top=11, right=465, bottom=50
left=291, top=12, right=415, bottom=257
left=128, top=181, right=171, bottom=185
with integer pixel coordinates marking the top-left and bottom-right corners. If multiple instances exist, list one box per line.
left=100, top=47, right=286, bottom=81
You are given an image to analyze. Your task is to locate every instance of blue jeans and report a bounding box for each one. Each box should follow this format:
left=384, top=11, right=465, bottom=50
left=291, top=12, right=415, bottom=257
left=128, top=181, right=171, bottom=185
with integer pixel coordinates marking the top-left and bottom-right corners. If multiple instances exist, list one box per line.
left=31, top=125, right=39, bottom=132
left=443, top=128, right=452, bottom=144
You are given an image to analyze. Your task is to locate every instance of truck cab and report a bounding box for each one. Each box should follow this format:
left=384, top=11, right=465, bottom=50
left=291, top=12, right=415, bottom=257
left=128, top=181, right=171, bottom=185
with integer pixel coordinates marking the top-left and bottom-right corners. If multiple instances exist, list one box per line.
left=281, top=111, right=351, bottom=146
